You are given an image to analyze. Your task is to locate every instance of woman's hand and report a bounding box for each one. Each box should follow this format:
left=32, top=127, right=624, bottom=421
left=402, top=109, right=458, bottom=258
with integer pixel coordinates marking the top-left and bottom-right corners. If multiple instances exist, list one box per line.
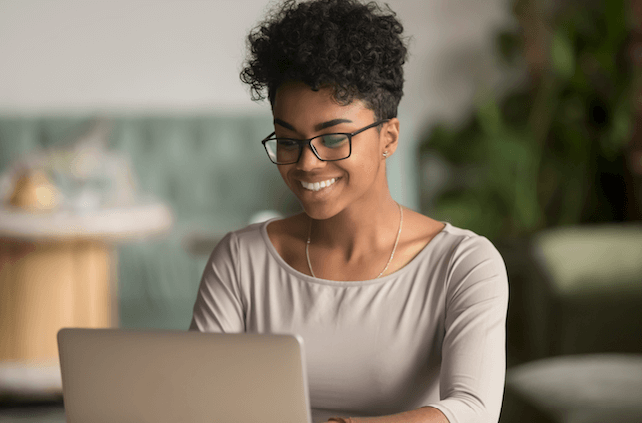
left=325, top=407, right=449, bottom=423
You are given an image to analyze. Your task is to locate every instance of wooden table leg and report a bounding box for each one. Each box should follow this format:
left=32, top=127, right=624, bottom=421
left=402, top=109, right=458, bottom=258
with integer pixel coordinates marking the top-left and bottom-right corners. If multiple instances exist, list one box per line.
left=0, top=238, right=116, bottom=395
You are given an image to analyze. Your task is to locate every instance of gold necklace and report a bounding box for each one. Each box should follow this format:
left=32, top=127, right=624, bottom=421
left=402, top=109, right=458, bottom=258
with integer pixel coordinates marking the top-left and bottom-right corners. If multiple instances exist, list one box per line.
left=306, top=203, right=403, bottom=279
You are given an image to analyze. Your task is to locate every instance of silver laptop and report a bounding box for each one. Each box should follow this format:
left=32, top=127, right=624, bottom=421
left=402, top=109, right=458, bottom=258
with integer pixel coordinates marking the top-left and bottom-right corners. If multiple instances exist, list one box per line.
left=57, top=328, right=312, bottom=423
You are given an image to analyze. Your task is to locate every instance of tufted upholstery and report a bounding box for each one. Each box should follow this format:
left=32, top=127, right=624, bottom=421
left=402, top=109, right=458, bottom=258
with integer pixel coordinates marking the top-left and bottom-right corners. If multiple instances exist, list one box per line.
left=525, top=224, right=642, bottom=357
left=0, top=115, right=299, bottom=329
left=501, top=354, right=642, bottom=423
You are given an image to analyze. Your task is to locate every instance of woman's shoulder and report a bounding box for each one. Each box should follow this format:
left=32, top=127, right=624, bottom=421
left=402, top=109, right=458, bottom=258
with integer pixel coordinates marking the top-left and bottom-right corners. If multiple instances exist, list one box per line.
left=265, top=213, right=307, bottom=241
left=403, top=208, right=445, bottom=242
left=438, top=221, right=503, bottom=257
left=215, top=219, right=276, bottom=253
left=433, top=220, right=507, bottom=286
left=264, top=213, right=308, bottom=266
left=406, top=209, right=496, bottom=250
left=402, top=210, right=503, bottom=267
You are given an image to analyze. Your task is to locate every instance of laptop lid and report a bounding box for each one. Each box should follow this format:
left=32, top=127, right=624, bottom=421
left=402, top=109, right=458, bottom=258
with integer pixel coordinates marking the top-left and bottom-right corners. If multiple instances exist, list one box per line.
left=57, top=328, right=312, bottom=423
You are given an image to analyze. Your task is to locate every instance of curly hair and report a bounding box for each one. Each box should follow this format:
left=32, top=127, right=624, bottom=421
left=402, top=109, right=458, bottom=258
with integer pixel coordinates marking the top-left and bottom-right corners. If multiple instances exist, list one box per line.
left=240, top=0, right=408, bottom=120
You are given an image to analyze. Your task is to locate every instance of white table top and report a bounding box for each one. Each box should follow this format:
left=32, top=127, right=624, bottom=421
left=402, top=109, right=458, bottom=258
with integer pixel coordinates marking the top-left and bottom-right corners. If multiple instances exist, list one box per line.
left=0, top=201, right=173, bottom=241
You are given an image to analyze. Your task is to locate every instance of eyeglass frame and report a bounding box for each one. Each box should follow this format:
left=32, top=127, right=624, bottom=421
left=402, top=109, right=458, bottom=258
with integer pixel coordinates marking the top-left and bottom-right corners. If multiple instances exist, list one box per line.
left=260, top=119, right=390, bottom=165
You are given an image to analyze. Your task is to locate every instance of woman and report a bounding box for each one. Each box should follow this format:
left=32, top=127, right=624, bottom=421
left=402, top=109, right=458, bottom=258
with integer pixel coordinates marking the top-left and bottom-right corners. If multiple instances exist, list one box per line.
left=190, top=1, right=508, bottom=422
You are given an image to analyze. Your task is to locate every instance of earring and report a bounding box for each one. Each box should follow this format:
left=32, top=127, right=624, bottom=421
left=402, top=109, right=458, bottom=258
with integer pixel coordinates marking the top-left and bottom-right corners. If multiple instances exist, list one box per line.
left=383, top=151, right=389, bottom=158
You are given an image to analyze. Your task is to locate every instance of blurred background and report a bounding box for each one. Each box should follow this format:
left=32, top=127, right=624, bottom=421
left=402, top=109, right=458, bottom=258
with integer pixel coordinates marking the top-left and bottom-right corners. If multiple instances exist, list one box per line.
left=0, top=0, right=641, bottom=422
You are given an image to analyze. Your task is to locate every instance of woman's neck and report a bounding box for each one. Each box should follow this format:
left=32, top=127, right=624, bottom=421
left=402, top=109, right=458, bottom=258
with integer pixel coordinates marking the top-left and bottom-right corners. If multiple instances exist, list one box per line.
left=308, top=193, right=401, bottom=262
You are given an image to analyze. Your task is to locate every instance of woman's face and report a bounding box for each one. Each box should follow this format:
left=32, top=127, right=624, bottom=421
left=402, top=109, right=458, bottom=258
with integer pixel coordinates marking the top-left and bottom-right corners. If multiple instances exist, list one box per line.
left=272, top=81, right=398, bottom=220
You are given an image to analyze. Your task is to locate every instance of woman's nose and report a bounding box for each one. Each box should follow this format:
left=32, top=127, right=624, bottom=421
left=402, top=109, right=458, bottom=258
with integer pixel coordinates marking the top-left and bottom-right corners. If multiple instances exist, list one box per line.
left=296, top=143, right=324, bottom=170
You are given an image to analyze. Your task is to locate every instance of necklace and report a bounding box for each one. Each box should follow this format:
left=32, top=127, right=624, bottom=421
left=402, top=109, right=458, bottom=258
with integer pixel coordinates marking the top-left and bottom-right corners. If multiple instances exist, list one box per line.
left=306, top=202, right=403, bottom=279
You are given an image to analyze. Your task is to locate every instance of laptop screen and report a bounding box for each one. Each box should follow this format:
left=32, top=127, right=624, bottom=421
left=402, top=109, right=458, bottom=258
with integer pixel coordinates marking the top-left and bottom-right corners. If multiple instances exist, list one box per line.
left=58, top=328, right=312, bottom=423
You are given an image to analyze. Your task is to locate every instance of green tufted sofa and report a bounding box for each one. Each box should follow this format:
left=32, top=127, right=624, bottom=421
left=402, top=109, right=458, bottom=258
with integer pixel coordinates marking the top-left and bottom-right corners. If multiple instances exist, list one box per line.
left=0, top=114, right=300, bottom=330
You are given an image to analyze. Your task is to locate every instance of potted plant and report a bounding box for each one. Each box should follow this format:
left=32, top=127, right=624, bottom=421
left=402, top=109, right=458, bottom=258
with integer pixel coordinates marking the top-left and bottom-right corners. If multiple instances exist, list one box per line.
left=419, top=0, right=636, bottom=242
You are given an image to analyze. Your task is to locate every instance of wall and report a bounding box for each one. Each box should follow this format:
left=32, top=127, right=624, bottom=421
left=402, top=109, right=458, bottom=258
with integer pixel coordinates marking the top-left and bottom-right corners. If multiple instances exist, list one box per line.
left=0, top=0, right=512, bottom=209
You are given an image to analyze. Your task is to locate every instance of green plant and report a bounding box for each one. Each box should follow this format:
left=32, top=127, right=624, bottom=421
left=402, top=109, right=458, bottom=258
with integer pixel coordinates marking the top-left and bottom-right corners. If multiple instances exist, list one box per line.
left=419, top=0, right=634, bottom=241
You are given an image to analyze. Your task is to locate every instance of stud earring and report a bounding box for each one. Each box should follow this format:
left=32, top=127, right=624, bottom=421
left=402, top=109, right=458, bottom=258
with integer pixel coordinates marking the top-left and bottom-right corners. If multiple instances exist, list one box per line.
left=383, top=151, right=389, bottom=158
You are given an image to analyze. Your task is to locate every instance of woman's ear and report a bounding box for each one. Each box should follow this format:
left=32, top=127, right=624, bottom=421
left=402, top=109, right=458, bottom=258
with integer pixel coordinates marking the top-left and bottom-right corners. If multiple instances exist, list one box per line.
left=381, top=118, right=400, bottom=158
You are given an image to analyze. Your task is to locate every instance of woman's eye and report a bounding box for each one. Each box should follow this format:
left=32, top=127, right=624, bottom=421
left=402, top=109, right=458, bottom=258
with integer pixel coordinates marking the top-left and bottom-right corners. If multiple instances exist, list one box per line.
left=277, top=139, right=299, bottom=150
left=321, top=134, right=348, bottom=148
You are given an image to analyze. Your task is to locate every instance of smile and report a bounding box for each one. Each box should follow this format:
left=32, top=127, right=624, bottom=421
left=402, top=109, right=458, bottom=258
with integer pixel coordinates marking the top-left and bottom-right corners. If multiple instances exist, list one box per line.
left=300, top=178, right=338, bottom=192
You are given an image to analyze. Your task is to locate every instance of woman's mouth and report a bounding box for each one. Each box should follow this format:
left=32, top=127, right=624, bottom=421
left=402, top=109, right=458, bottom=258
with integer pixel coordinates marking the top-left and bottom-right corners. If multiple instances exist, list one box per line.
left=300, top=178, right=338, bottom=192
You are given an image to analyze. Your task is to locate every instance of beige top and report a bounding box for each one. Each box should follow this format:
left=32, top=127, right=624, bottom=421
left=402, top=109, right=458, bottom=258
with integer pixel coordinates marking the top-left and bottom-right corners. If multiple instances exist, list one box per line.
left=190, top=220, right=508, bottom=423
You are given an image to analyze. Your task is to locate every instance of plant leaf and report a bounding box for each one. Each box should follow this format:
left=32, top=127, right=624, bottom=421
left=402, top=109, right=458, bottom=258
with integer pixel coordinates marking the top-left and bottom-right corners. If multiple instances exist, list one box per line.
left=551, top=31, right=575, bottom=79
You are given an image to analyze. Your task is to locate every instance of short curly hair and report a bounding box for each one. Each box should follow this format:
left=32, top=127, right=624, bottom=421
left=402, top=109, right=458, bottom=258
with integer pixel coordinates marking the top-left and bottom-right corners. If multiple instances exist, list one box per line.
left=240, top=0, right=408, bottom=121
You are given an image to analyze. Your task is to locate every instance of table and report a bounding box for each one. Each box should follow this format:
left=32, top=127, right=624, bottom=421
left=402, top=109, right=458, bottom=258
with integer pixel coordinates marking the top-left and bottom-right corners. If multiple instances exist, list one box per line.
left=0, top=202, right=172, bottom=398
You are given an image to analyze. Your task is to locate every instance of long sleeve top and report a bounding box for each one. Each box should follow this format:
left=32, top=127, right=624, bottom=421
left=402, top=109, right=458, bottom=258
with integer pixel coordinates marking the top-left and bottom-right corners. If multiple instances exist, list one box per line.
left=190, top=220, right=509, bottom=423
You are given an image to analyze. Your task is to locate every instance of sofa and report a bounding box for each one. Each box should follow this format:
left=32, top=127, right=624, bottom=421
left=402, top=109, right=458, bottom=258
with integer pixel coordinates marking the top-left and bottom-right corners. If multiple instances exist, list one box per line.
left=0, top=114, right=299, bottom=330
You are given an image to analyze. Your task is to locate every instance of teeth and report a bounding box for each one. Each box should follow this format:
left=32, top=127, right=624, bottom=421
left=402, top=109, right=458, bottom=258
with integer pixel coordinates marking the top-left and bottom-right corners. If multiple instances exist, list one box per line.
left=301, top=178, right=337, bottom=191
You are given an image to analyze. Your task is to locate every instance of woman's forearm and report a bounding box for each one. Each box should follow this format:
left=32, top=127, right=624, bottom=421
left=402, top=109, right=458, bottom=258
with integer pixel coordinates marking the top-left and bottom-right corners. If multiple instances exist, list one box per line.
left=329, top=406, right=450, bottom=423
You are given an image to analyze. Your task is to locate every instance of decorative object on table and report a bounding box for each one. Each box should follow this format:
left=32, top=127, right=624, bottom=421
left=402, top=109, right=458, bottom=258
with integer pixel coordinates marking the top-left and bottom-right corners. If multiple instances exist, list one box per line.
left=8, top=169, right=59, bottom=212
left=0, top=118, right=138, bottom=213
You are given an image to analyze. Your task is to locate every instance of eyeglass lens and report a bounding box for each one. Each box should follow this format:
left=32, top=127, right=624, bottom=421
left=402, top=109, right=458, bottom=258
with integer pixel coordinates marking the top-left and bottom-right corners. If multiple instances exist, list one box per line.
left=264, top=133, right=351, bottom=164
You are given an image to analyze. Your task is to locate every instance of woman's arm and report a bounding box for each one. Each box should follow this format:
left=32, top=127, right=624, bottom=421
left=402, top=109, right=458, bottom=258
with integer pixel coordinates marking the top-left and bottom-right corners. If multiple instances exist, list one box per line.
left=189, top=231, right=245, bottom=333
left=332, top=235, right=508, bottom=423
left=328, top=406, right=449, bottom=423
left=424, top=236, right=509, bottom=422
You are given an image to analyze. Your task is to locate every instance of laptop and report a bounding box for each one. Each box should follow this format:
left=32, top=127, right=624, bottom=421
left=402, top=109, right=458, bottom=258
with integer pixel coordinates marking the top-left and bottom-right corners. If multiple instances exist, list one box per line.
left=57, top=328, right=312, bottom=423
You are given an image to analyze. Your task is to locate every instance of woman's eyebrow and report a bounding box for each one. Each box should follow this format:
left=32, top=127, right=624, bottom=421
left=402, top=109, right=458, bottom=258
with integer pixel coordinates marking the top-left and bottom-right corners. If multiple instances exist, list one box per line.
left=274, top=118, right=295, bottom=131
left=316, top=119, right=352, bottom=130
left=273, top=118, right=353, bottom=132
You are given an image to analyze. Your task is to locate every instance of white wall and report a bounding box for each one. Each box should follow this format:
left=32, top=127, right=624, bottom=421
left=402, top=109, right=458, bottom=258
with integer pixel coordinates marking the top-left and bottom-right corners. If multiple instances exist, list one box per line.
left=0, top=0, right=271, bottom=113
left=0, top=0, right=512, bottom=208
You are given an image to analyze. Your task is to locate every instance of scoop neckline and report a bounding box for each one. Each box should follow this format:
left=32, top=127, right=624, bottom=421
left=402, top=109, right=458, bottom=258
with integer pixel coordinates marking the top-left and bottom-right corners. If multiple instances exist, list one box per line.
left=260, top=218, right=451, bottom=286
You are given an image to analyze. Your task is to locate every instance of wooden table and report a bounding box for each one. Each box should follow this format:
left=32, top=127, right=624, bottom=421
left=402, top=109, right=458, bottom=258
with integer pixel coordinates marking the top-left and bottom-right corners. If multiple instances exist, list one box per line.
left=0, top=202, right=172, bottom=398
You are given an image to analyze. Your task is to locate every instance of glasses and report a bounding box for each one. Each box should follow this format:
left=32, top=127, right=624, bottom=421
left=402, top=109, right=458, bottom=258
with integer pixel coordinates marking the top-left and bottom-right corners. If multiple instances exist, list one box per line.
left=261, top=119, right=390, bottom=165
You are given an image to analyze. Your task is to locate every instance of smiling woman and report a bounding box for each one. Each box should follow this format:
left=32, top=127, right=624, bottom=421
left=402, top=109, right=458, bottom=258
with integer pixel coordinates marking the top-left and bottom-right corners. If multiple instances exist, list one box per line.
left=190, top=1, right=508, bottom=423
left=269, top=81, right=397, bottom=223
